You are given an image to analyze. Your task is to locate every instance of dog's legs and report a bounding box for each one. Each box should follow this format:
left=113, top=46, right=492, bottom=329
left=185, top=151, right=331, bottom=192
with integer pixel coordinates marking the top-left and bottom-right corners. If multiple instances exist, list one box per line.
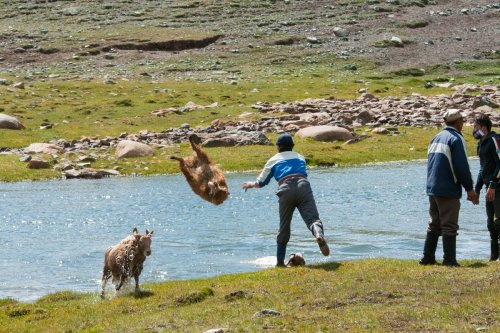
left=100, top=271, right=110, bottom=299
left=189, top=135, right=210, bottom=164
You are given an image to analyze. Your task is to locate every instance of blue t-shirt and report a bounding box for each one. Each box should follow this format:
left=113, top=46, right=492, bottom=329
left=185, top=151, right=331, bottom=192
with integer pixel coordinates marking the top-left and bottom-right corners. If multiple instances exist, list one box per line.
left=256, top=151, right=307, bottom=187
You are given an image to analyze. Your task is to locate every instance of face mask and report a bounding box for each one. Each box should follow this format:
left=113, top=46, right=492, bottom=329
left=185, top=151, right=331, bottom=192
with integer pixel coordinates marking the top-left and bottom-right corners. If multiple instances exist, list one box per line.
left=473, top=128, right=485, bottom=139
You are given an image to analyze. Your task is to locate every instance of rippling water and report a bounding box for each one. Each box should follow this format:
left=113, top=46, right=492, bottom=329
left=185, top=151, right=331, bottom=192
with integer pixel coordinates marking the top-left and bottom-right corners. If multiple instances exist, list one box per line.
left=0, top=159, right=489, bottom=302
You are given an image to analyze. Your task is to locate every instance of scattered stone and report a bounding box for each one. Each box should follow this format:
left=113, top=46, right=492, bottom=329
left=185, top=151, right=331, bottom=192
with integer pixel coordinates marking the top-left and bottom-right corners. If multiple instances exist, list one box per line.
left=295, top=125, right=354, bottom=142
left=63, top=168, right=120, bottom=179
left=372, top=127, right=390, bottom=134
left=0, top=113, right=25, bottom=130
left=254, top=309, right=281, bottom=317
left=19, top=155, right=32, bottom=162
left=24, top=143, right=64, bottom=155
left=12, top=82, right=24, bottom=89
left=333, top=27, right=349, bottom=37
left=115, top=140, right=154, bottom=159
left=204, top=329, right=225, bottom=333
left=390, top=36, right=403, bottom=47
left=307, top=37, right=320, bottom=44
left=28, top=159, right=50, bottom=169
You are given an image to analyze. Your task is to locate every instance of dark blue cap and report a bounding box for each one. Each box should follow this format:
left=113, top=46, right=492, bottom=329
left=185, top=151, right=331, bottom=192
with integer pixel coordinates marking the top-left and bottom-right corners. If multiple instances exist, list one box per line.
left=276, top=133, right=294, bottom=147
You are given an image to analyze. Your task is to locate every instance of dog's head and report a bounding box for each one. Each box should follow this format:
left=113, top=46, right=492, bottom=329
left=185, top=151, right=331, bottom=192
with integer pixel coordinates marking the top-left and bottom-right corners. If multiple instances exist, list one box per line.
left=286, top=253, right=305, bottom=267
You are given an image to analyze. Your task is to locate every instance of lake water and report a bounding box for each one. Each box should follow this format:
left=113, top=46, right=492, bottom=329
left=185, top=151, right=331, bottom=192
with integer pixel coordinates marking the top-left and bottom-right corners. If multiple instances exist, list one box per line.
left=0, top=159, right=490, bottom=302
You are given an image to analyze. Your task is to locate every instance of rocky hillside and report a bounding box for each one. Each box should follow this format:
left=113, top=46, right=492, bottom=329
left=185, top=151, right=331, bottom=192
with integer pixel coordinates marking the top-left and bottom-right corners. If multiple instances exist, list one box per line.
left=0, top=0, right=498, bottom=80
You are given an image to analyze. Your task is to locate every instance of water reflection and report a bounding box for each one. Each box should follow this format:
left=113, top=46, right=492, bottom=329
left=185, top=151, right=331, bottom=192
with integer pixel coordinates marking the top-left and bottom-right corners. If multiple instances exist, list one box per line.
left=0, top=159, right=488, bottom=301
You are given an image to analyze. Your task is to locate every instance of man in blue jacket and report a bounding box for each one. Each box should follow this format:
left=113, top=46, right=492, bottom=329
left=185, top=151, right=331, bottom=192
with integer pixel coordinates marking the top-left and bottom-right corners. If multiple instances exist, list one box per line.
left=242, top=133, right=329, bottom=267
left=420, top=109, right=478, bottom=267
left=473, top=114, right=500, bottom=261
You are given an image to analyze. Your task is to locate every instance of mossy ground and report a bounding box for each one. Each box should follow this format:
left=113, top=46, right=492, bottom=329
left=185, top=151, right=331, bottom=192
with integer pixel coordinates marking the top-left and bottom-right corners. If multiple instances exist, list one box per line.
left=1, top=259, right=498, bottom=332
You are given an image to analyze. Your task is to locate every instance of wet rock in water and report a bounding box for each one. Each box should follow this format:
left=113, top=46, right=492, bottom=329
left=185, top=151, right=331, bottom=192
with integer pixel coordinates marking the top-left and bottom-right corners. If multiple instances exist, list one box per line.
left=0, top=113, right=25, bottom=130
left=63, top=168, right=120, bottom=179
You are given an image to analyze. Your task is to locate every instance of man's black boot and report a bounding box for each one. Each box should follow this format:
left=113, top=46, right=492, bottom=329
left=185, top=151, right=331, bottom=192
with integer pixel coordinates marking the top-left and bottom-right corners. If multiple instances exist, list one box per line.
left=490, top=239, right=499, bottom=261
left=419, top=232, right=439, bottom=265
left=442, top=235, right=460, bottom=267
left=276, top=242, right=287, bottom=267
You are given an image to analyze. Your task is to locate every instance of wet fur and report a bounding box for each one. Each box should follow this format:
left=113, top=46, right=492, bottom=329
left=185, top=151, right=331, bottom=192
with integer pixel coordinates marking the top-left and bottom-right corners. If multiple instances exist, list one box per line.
left=101, top=227, right=153, bottom=298
left=170, top=134, right=229, bottom=205
left=286, top=253, right=305, bottom=267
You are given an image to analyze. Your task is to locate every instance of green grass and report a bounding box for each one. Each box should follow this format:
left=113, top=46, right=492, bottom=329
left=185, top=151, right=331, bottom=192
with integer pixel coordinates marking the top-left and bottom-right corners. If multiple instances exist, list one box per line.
left=1, top=259, right=498, bottom=332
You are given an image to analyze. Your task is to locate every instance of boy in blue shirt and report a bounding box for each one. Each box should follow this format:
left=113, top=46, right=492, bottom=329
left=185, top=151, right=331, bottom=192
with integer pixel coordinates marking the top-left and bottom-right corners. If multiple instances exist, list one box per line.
left=243, top=133, right=329, bottom=267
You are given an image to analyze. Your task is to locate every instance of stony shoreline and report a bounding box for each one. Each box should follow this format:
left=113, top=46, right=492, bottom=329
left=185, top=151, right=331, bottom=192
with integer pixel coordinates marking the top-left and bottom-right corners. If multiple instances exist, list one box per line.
left=0, top=83, right=498, bottom=179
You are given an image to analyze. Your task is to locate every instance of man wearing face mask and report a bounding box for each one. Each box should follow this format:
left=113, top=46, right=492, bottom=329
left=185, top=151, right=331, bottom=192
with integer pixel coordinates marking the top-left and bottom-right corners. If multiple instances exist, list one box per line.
left=420, top=109, right=478, bottom=267
left=473, top=114, right=500, bottom=261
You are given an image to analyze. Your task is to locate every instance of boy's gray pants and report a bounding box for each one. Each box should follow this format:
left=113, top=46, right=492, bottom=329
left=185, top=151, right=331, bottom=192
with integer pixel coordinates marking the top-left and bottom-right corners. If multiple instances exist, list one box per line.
left=275, top=178, right=324, bottom=245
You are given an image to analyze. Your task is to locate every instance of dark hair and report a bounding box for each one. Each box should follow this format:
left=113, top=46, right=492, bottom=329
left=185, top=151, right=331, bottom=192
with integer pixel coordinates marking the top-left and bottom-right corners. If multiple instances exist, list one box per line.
left=278, top=145, right=293, bottom=152
left=474, top=114, right=492, bottom=131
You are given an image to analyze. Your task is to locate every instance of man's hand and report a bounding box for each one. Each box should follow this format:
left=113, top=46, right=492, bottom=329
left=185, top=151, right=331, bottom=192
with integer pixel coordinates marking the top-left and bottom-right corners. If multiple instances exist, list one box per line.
left=242, top=181, right=258, bottom=192
left=486, top=187, right=496, bottom=202
left=467, top=190, right=479, bottom=205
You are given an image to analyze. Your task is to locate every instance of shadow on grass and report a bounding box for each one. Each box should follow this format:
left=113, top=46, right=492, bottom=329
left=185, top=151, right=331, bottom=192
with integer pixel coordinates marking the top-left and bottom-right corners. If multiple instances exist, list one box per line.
left=309, top=261, right=342, bottom=271
left=133, top=290, right=155, bottom=299
left=466, top=261, right=489, bottom=268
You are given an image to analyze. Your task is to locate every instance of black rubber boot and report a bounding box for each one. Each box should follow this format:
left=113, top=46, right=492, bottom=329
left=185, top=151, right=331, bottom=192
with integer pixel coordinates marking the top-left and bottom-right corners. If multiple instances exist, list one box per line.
left=442, top=235, right=460, bottom=267
left=490, top=239, right=499, bottom=261
left=276, top=242, right=287, bottom=267
left=419, top=232, right=439, bottom=265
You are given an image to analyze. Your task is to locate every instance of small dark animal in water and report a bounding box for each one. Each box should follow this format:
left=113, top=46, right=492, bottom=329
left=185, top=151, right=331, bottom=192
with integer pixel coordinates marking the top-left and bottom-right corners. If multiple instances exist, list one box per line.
left=286, top=253, right=305, bottom=267
left=101, top=227, right=153, bottom=298
left=170, top=134, right=229, bottom=205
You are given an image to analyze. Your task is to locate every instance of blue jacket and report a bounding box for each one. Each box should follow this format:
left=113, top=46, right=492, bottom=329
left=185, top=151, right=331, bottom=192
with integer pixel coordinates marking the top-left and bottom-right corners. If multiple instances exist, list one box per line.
left=256, top=151, right=307, bottom=187
left=427, top=126, right=473, bottom=198
left=475, top=131, right=500, bottom=192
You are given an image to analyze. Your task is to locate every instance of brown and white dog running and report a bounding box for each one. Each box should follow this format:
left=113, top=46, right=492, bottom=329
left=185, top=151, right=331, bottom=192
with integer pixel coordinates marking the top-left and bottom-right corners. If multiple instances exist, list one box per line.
left=101, top=227, right=153, bottom=298
left=171, top=134, right=229, bottom=205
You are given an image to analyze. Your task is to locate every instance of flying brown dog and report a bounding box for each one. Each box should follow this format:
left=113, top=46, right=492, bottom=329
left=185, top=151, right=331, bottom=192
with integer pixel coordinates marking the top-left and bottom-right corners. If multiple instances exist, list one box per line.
left=171, top=134, right=229, bottom=205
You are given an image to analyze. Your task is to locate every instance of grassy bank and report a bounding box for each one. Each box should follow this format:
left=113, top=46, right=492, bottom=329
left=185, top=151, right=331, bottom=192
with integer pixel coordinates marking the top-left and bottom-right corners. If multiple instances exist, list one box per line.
left=1, top=259, right=498, bottom=332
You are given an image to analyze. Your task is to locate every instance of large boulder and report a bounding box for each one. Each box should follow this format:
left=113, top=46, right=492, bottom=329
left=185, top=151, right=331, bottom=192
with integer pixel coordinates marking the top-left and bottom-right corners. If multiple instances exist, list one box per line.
left=115, top=140, right=153, bottom=158
left=63, top=168, right=120, bottom=179
left=27, top=159, right=50, bottom=169
left=295, top=125, right=354, bottom=142
left=24, top=143, right=64, bottom=154
left=0, top=113, right=25, bottom=130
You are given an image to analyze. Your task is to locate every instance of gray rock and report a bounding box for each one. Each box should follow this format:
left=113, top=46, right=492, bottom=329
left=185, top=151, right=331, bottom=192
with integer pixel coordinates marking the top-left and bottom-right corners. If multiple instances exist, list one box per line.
left=24, top=143, right=64, bottom=154
left=254, top=309, right=281, bottom=317
left=333, top=27, right=349, bottom=37
left=28, top=159, right=50, bottom=169
left=295, top=125, right=354, bottom=142
left=0, top=113, right=25, bottom=130
left=115, top=140, right=154, bottom=159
